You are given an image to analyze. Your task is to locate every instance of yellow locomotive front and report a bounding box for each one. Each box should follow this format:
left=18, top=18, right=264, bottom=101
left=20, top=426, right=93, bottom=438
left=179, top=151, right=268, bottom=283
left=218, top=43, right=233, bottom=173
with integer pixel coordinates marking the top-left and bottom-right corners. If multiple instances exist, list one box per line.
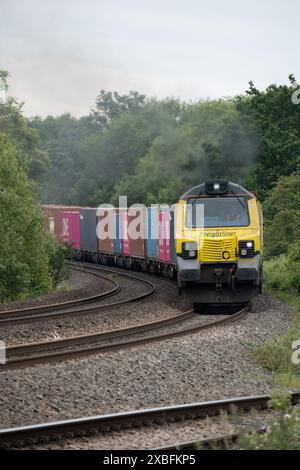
left=175, top=180, right=263, bottom=306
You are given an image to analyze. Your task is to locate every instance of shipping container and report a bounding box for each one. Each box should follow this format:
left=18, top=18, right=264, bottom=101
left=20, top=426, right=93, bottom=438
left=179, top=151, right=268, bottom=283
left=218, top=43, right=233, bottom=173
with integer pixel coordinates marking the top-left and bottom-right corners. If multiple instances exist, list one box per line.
left=42, top=205, right=63, bottom=242
left=121, top=208, right=147, bottom=258
left=128, top=207, right=147, bottom=257
left=158, top=209, right=171, bottom=262
left=96, top=207, right=115, bottom=254
left=80, top=208, right=97, bottom=252
left=121, top=211, right=129, bottom=255
left=42, top=205, right=80, bottom=243
left=60, top=210, right=80, bottom=249
left=114, top=211, right=123, bottom=254
left=146, top=207, right=158, bottom=259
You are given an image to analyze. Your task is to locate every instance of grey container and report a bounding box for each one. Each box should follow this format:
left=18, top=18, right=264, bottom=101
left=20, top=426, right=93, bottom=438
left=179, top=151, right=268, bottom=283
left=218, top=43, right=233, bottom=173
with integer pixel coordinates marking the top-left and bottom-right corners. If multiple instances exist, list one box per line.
left=80, top=208, right=97, bottom=252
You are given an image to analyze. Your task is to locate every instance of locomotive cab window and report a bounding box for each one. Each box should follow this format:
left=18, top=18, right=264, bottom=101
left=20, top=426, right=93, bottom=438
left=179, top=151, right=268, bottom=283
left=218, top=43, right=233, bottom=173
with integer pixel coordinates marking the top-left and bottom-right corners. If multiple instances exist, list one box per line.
left=186, top=197, right=250, bottom=228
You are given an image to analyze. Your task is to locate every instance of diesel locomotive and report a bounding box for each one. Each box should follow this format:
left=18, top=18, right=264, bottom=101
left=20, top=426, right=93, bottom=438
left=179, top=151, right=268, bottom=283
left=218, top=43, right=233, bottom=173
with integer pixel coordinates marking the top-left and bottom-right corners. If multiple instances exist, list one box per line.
left=175, top=180, right=263, bottom=305
left=42, top=180, right=263, bottom=307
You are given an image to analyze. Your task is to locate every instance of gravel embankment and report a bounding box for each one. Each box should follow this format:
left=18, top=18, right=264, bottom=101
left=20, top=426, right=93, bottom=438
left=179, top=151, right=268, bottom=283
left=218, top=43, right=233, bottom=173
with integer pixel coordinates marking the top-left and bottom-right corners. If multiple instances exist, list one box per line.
left=0, top=292, right=294, bottom=430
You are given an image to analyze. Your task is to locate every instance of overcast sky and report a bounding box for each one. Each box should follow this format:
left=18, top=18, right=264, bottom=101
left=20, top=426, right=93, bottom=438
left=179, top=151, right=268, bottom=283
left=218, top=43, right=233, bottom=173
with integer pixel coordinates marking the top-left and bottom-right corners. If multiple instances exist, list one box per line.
left=1, top=0, right=299, bottom=117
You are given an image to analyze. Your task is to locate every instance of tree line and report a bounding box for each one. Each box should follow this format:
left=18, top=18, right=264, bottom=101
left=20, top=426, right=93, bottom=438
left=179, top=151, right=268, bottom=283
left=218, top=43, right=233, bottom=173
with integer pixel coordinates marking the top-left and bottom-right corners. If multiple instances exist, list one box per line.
left=30, top=77, right=300, bottom=259
left=1, top=71, right=300, bottom=300
left=0, top=71, right=67, bottom=302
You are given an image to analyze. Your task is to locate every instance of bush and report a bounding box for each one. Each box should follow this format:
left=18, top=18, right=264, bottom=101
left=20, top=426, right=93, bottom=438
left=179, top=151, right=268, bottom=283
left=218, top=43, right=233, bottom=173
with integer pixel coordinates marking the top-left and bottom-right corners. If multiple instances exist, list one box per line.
left=254, top=240, right=300, bottom=387
left=263, top=171, right=300, bottom=259
left=235, top=394, right=300, bottom=450
left=264, top=241, right=300, bottom=296
left=254, top=328, right=300, bottom=376
left=43, top=236, right=70, bottom=287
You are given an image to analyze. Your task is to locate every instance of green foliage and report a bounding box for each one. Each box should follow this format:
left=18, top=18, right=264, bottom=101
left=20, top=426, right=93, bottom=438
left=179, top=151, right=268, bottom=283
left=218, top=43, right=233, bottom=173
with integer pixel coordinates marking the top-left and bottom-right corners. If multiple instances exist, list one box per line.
left=239, top=77, right=300, bottom=200
left=0, top=73, right=69, bottom=302
left=263, top=171, right=300, bottom=258
left=0, top=75, right=49, bottom=182
left=32, top=91, right=260, bottom=207
left=254, top=327, right=300, bottom=379
left=29, top=113, right=95, bottom=204
left=26, top=78, right=300, bottom=209
left=128, top=99, right=259, bottom=204
left=0, top=70, right=9, bottom=83
left=43, top=236, right=70, bottom=287
left=264, top=240, right=300, bottom=294
left=121, top=98, right=259, bottom=204
left=254, top=241, right=300, bottom=388
left=72, top=100, right=184, bottom=205
left=92, top=90, right=146, bottom=128
left=236, top=395, right=300, bottom=450
left=0, top=133, right=52, bottom=301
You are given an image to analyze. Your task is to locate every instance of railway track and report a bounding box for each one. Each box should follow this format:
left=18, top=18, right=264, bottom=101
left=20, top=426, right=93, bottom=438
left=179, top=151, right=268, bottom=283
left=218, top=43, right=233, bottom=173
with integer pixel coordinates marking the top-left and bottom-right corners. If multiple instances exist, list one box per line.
left=1, top=392, right=299, bottom=449
left=0, top=261, right=249, bottom=369
left=0, top=264, right=157, bottom=325
left=0, top=265, right=119, bottom=317
left=2, top=306, right=247, bottom=370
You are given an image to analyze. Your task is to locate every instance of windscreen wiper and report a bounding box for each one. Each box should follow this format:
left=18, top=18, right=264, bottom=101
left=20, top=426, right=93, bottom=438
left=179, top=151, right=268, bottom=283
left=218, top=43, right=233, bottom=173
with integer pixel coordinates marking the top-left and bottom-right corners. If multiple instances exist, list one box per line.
left=228, top=190, right=246, bottom=210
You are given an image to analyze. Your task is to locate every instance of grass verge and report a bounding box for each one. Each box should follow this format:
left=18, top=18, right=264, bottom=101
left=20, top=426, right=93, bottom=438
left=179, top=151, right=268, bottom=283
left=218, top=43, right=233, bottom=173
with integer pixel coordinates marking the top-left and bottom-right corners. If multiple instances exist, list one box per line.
left=253, top=252, right=300, bottom=387
left=234, top=249, right=300, bottom=449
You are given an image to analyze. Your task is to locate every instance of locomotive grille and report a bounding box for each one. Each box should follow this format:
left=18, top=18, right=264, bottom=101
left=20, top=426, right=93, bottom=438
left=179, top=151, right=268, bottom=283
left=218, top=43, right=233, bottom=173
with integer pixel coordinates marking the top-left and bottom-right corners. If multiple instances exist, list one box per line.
left=199, top=237, right=237, bottom=262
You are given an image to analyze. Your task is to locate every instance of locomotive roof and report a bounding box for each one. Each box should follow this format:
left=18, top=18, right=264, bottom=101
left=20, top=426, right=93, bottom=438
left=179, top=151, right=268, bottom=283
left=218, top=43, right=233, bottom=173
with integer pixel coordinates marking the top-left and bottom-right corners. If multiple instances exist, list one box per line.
left=180, top=181, right=255, bottom=200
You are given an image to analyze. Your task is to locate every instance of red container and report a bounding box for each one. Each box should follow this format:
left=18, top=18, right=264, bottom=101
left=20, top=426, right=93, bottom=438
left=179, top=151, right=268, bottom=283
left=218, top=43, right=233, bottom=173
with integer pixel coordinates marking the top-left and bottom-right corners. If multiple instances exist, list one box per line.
left=158, top=210, right=171, bottom=262
left=60, top=211, right=80, bottom=249
left=96, top=207, right=115, bottom=254
left=42, top=205, right=80, bottom=243
left=121, top=208, right=147, bottom=258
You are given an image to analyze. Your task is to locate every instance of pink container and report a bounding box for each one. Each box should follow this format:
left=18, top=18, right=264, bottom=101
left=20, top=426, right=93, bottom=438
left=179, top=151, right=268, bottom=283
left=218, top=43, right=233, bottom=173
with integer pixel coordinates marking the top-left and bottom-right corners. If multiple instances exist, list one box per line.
left=42, top=205, right=80, bottom=244
left=158, top=210, right=171, bottom=262
left=60, top=211, right=80, bottom=249
left=122, top=211, right=130, bottom=255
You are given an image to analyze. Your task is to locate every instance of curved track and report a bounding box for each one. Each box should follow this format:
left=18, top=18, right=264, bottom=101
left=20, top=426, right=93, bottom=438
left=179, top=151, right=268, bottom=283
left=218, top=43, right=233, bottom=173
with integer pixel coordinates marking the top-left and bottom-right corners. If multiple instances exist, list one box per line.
left=2, top=307, right=247, bottom=370
left=0, top=265, right=119, bottom=317
left=0, top=264, right=157, bottom=325
left=1, top=392, right=299, bottom=448
left=1, top=261, right=248, bottom=369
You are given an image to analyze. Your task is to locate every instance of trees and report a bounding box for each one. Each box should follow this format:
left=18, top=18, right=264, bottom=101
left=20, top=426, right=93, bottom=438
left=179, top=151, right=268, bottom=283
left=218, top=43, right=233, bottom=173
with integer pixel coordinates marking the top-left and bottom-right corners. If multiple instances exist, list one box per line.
left=0, top=71, right=49, bottom=183
left=0, top=72, right=67, bottom=301
left=29, top=114, right=95, bottom=203
left=91, top=90, right=147, bottom=128
left=33, top=95, right=259, bottom=207
left=116, top=99, right=259, bottom=205
left=238, top=76, right=300, bottom=200
left=263, top=170, right=300, bottom=258
left=71, top=99, right=183, bottom=206
left=31, top=79, right=300, bottom=211
left=0, top=134, right=52, bottom=301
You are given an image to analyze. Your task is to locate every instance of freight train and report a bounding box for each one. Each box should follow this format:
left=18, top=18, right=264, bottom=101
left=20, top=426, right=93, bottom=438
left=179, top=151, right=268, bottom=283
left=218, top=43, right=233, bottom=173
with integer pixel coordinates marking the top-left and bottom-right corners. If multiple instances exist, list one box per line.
left=42, top=180, right=263, bottom=307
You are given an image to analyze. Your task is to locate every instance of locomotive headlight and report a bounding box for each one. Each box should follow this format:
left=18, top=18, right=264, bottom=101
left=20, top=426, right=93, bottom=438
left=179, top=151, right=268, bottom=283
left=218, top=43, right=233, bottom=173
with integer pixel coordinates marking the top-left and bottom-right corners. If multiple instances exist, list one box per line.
left=182, top=242, right=198, bottom=259
left=183, top=242, right=198, bottom=251
left=239, top=240, right=255, bottom=258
